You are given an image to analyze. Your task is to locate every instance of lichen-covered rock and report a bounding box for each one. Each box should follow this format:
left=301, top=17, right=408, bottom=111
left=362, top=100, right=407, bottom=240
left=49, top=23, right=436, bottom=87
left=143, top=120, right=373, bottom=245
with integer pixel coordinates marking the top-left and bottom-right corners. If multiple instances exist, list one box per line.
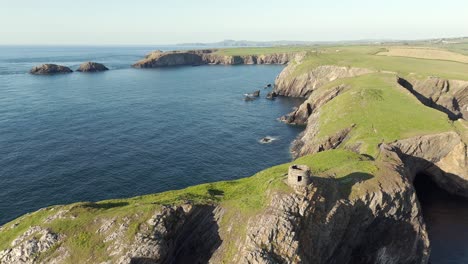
left=30, top=64, right=72, bottom=75
left=0, top=226, right=63, bottom=263
left=77, top=62, right=109, bottom=72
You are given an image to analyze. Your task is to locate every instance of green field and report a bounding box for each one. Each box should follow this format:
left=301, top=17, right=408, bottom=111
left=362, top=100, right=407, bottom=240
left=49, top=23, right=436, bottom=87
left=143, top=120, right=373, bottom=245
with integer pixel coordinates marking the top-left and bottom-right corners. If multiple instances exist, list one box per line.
left=290, top=46, right=468, bottom=80
left=214, top=46, right=318, bottom=56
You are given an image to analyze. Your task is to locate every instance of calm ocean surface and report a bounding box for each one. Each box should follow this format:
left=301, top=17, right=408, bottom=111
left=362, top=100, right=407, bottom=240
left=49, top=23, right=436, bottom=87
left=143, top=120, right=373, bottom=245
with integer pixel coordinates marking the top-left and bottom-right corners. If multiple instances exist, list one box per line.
left=0, top=46, right=303, bottom=225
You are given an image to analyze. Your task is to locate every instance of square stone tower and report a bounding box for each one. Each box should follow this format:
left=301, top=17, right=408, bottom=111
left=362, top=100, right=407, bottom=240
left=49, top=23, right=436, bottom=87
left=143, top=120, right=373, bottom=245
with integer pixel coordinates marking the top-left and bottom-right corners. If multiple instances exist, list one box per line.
left=288, top=164, right=311, bottom=187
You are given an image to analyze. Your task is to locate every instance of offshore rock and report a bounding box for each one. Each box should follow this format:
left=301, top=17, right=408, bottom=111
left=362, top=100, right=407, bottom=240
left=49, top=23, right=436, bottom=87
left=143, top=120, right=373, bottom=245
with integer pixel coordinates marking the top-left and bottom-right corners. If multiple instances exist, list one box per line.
left=77, top=62, right=109, bottom=72
left=30, top=64, right=73, bottom=75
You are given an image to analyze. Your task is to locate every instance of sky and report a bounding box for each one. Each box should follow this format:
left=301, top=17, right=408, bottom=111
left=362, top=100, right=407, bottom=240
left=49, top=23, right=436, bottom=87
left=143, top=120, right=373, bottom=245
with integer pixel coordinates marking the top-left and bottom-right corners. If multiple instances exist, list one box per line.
left=1, top=0, right=467, bottom=45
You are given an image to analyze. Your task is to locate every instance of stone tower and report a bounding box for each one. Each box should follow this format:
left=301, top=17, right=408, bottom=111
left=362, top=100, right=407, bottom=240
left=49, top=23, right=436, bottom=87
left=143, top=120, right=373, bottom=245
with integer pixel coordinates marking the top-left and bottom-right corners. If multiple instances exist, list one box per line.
left=288, top=164, right=311, bottom=187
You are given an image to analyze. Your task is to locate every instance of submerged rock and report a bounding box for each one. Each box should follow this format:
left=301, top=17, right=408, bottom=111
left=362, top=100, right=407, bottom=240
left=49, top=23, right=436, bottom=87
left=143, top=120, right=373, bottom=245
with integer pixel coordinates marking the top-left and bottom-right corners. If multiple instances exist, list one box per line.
left=266, top=91, right=278, bottom=100
left=244, top=96, right=256, bottom=101
left=244, top=90, right=260, bottom=97
left=259, top=136, right=276, bottom=144
left=264, top=83, right=272, bottom=89
left=30, top=64, right=73, bottom=75
left=77, top=62, right=109, bottom=72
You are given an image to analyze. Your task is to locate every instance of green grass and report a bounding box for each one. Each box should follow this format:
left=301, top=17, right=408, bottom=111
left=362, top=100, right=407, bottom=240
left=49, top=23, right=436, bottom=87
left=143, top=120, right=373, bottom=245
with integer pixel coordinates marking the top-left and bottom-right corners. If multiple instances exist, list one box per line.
left=291, top=46, right=468, bottom=80
left=313, top=73, right=454, bottom=156
left=214, top=46, right=318, bottom=56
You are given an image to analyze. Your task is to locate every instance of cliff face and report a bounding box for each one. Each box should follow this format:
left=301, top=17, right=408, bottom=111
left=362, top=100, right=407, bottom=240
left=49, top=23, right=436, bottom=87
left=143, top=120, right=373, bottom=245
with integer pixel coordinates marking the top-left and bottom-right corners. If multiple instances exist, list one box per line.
left=397, top=77, right=468, bottom=120
left=274, top=64, right=374, bottom=97
left=235, top=149, right=429, bottom=264
left=390, top=132, right=468, bottom=198
left=132, top=50, right=304, bottom=68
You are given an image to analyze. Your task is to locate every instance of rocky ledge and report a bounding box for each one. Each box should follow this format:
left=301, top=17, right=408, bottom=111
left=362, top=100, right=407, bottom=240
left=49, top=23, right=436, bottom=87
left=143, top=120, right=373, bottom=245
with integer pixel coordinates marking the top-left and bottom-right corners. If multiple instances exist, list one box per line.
left=30, top=64, right=73, bottom=75
left=132, top=49, right=305, bottom=68
left=76, top=62, right=109, bottom=72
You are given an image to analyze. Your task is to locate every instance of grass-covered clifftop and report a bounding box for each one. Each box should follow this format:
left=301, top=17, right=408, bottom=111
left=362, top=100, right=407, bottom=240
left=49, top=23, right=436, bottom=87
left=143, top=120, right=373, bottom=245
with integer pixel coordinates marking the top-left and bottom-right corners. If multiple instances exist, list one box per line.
left=0, top=150, right=379, bottom=263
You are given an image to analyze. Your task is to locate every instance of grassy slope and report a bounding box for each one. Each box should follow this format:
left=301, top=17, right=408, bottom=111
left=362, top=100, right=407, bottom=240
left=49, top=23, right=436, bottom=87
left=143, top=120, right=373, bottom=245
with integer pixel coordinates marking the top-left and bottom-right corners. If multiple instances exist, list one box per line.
left=0, top=150, right=376, bottom=263
left=214, top=46, right=318, bottom=56
left=314, top=73, right=454, bottom=156
left=377, top=47, right=468, bottom=63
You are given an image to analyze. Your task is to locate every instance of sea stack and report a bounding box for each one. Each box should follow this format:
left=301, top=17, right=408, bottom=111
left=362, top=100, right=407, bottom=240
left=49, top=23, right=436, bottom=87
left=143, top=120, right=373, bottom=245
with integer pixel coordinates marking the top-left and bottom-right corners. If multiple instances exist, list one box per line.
left=30, top=64, right=73, bottom=75
left=77, top=62, right=109, bottom=72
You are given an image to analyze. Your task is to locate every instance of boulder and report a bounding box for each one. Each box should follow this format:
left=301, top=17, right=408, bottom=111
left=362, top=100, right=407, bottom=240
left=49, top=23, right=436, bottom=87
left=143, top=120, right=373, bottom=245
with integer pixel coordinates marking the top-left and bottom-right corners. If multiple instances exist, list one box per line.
left=30, top=64, right=73, bottom=75
left=77, top=62, right=109, bottom=72
left=266, top=91, right=278, bottom=100
left=244, top=90, right=260, bottom=97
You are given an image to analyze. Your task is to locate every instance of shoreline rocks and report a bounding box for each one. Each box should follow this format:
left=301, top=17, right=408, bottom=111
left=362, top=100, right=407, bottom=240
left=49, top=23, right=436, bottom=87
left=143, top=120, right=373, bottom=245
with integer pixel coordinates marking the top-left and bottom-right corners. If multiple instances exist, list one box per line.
left=30, top=64, right=73, bottom=75
left=77, top=62, right=109, bottom=72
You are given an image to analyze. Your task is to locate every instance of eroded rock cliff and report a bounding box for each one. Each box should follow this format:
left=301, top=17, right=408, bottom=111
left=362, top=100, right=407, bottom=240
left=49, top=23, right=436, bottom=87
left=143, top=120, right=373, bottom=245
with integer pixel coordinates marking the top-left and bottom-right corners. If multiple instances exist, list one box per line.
left=0, top=149, right=431, bottom=264
left=397, top=76, right=468, bottom=120
left=132, top=50, right=304, bottom=68
left=274, top=64, right=373, bottom=97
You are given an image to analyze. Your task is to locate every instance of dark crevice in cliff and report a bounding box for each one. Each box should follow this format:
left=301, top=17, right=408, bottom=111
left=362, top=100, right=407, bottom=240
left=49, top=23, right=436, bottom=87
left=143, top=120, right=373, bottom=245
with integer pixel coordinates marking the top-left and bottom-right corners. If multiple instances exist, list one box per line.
left=397, top=77, right=461, bottom=120
left=131, top=205, right=222, bottom=264
left=168, top=206, right=221, bottom=264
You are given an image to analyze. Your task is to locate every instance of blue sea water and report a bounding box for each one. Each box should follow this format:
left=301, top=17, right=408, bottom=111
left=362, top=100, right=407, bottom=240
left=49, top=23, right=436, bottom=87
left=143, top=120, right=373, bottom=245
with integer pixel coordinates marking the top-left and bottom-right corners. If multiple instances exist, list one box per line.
left=0, top=46, right=304, bottom=225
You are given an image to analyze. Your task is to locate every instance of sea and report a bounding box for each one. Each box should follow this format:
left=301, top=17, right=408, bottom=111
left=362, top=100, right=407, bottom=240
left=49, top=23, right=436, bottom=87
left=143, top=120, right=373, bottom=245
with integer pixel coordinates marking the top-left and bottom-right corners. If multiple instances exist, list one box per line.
left=0, top=45, right=304, bottom=225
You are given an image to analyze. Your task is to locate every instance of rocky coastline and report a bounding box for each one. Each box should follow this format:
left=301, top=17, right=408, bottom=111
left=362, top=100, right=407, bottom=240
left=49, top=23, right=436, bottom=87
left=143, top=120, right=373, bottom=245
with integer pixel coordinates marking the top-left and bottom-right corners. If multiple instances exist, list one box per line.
left=132, top=49, right=304, bottom=68
left=2, top=48, right=468, bottom=264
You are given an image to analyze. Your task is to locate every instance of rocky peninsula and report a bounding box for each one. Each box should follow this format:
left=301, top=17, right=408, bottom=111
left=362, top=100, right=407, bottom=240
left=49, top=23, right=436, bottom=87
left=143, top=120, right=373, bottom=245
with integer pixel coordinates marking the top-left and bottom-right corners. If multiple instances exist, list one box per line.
left=2, top=45, right=468, bottom=263
left=132, top=49, right=302, bottom=68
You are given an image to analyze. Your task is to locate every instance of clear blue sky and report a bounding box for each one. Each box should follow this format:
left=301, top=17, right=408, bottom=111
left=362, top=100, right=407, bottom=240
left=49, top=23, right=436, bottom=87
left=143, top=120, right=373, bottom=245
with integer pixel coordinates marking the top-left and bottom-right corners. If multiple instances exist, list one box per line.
left=1, top=0, right=467, bottom=45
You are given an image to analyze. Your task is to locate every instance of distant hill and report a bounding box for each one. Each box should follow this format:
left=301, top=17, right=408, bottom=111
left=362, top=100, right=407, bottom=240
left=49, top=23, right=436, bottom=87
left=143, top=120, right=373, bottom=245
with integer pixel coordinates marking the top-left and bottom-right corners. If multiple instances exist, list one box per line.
left=177, top=37, right=468, bottom=47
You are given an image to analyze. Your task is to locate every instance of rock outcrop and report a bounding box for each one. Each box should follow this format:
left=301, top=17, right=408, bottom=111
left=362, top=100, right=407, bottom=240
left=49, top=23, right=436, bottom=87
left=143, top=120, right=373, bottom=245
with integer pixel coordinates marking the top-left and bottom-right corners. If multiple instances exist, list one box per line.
left=132, top=49, right=305, bottom=68
left=397, top=76, right=468, bottom=120
left=77, top=62, right=109, bottom=72
left=235, top=147, right=429, bottom=264
left=281, top=84, right=347, bottom=125
left=30, top=64, right=73, bottom=75
left=274, top=65, right=374, bottom=97
left=121, top=204, right=223, bottom=264
left=390, top=132, right=468, bottom=198
left=0, top=226, right=64, bottom=263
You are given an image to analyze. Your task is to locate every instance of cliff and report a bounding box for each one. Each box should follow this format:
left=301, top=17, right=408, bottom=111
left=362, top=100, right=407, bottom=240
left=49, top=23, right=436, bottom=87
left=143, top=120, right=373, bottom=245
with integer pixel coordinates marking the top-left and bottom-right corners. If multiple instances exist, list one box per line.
left=0, top=149, right=430, bottom=264
left=132, top=49, right=305, bottom=68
